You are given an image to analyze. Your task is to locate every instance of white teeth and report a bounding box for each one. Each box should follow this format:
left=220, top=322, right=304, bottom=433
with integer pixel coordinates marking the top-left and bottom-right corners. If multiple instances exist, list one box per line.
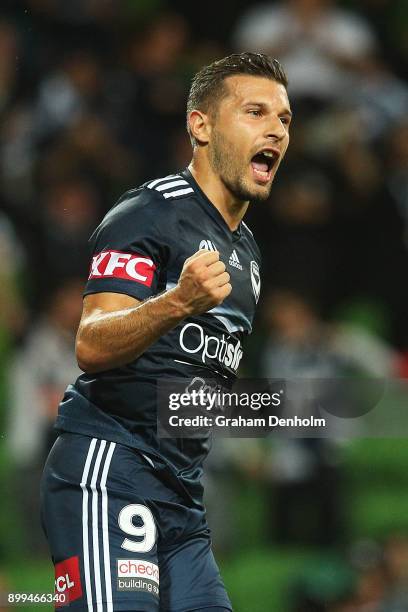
left=263, top=151, right=275, bottom=158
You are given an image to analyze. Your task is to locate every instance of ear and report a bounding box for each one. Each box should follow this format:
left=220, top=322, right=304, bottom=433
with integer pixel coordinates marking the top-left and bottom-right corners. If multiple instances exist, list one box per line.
left=188, top=109, right=211, bottom=145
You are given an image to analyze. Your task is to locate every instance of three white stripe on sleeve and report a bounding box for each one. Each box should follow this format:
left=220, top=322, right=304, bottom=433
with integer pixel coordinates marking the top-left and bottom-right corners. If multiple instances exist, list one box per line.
left=147, top=174, right=194, bottom=199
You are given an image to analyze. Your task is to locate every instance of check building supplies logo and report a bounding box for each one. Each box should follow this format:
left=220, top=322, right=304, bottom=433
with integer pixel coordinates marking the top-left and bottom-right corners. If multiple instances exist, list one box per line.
left=117, top=559, right=159, bottom=598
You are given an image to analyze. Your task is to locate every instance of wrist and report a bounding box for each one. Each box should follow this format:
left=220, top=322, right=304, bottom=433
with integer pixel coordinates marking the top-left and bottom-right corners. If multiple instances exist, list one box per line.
left=165, top=286, right=193, bottom=319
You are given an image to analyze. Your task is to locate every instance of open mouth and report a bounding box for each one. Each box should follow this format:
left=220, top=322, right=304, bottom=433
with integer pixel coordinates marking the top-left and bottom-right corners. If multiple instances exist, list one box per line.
left=250, top=149, right=279, bottom=184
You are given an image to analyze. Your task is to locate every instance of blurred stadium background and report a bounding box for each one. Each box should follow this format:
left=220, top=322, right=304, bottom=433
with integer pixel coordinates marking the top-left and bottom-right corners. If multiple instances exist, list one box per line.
left=0, top=0, right=408, bottom=610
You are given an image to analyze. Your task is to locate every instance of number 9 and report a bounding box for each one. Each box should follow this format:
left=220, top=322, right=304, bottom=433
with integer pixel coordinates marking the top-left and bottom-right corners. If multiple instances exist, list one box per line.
left=118, top=504, right=157, bottom=553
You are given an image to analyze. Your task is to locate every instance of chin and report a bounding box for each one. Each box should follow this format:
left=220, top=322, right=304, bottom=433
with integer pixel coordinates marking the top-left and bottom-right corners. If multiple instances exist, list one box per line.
left=250, top=188, right=271, bottom=203
left=228, top=175, right=272, bottom=203
left=245, top=179, right=273, bottom=203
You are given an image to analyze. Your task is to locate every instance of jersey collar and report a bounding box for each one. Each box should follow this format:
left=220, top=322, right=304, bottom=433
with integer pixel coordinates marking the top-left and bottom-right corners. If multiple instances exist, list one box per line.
left=181, top=168, right=242, bottom=241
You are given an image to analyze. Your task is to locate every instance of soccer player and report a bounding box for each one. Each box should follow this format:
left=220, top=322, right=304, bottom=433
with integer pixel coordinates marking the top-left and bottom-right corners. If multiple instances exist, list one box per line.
left=41, top=52, right=291, bottom=611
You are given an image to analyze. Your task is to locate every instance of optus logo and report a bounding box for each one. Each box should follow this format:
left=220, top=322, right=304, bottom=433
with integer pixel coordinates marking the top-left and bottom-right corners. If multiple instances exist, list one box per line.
left=179, top=322, right=243, bottom=371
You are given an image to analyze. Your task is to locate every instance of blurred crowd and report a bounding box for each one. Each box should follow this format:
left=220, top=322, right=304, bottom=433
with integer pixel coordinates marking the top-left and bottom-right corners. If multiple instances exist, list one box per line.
left=0, top=0, right=408, bottom=610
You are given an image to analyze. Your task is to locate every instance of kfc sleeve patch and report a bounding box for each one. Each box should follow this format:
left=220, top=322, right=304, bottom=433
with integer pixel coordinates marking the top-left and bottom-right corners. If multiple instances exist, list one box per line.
left=89, top=250, right=157, bottom=287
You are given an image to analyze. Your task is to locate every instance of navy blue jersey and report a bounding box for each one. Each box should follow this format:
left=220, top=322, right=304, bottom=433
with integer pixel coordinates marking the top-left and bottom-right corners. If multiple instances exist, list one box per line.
left=56, top=169, right=261, bottom=503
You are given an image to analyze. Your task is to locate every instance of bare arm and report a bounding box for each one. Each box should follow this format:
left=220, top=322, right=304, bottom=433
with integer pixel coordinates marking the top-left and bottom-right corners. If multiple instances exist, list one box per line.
left=76, top=249, right=231, bottom=373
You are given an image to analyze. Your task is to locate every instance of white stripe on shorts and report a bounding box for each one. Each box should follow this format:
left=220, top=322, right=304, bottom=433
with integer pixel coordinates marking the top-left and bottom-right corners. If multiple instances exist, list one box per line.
left=80, top=438, right=98, bottom=612
left=81, top=439, right=116, bottom=612
left=90, top=440, right=107, bottom=612
left=100, top=442, right=116, bottom=612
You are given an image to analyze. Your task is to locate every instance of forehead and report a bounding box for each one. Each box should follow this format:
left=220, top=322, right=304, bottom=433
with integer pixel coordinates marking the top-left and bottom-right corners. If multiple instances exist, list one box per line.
left=221, top=75, right=290, bottom=110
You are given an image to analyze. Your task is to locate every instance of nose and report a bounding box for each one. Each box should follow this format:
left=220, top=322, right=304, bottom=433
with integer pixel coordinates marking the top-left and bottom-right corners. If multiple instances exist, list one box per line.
left=265, top=115, right=286, bottom=142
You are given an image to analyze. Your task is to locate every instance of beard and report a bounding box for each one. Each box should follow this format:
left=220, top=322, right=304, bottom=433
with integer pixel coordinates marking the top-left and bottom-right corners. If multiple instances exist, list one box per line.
left=208, top=129, right=274, bottom=203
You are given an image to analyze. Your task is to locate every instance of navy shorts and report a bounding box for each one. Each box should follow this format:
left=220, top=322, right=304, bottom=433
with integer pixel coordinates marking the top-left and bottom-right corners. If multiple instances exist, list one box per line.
left=40, top=433, right=232, bottom=612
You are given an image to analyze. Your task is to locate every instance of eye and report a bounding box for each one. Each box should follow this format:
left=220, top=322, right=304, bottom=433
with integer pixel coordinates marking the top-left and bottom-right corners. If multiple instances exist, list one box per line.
left=280, top=116, right=291, bottom=125
left=248, top=109, right=262, bottom=117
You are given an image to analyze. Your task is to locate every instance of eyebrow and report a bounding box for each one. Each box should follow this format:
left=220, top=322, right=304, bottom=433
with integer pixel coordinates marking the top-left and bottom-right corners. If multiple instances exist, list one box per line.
left=243, top=101, right=293, bottom=116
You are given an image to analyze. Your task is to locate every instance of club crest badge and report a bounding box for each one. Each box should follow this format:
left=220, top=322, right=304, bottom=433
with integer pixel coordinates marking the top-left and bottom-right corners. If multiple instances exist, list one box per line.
left=250, top=261, right=261, bottom=303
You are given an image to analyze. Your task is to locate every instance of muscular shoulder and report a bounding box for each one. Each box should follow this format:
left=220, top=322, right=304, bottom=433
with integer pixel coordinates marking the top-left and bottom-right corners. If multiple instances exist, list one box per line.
left=100, top=186, right=169, bottom=231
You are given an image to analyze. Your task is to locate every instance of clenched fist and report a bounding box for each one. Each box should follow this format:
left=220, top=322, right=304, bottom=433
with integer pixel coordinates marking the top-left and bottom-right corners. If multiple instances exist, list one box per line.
left=173, top=249, right=232, bottom=316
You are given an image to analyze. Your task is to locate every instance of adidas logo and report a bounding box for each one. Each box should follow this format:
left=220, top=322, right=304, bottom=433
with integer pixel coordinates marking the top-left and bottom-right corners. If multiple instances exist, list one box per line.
left=229, top=249, right=243, bottom=270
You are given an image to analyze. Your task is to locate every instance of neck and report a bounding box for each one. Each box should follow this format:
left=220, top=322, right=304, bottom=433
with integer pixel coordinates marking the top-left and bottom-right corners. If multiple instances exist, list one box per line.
left=188, top=154, right=249, bottom=232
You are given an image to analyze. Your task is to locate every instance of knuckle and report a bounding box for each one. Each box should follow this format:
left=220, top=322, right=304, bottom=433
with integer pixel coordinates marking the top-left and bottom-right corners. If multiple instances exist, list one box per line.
left=198, top=269, right=208, bottom=283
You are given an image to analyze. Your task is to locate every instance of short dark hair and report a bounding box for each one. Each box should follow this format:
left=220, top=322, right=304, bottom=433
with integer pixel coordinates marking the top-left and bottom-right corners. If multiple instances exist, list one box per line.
left=186, top=52, right=288, bottom=143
